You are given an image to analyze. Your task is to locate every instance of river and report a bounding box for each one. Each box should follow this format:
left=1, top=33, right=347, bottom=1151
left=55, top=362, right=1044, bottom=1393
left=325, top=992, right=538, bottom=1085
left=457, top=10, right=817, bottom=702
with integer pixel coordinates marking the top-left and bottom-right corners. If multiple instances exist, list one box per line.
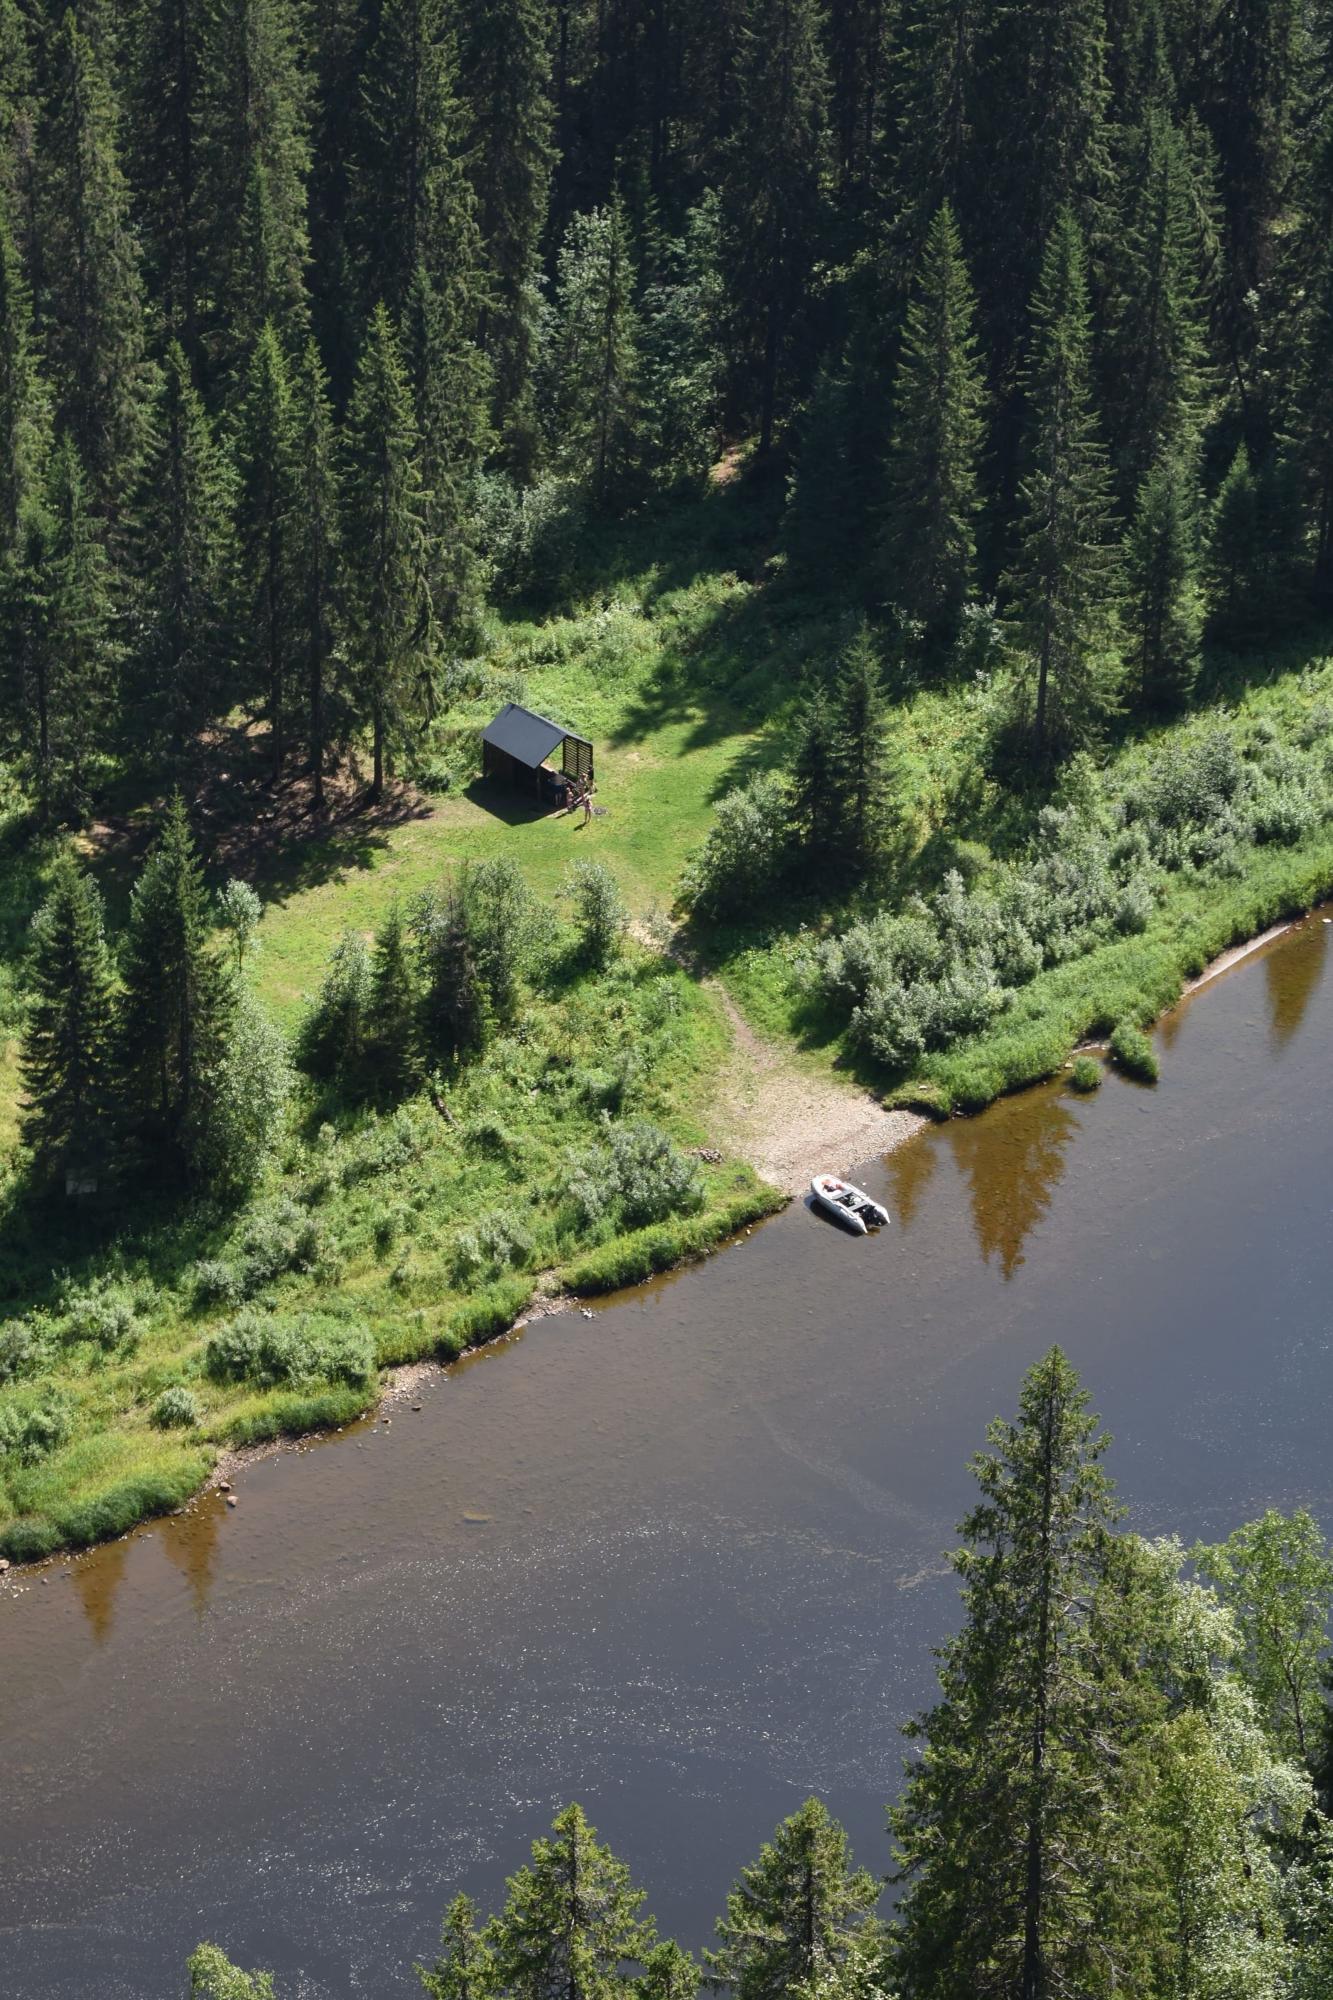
left=3, top=916, right=1332, bottom=1998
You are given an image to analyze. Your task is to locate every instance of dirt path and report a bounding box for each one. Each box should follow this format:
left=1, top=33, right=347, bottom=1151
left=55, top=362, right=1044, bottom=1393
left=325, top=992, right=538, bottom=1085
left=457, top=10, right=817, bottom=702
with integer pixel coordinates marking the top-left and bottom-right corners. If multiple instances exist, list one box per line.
left=704, top=975, right=923, bottom=1194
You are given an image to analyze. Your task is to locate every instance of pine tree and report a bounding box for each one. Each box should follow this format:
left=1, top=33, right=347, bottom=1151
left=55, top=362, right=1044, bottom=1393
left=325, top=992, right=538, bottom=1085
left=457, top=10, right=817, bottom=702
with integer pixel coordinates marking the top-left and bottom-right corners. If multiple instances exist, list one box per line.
left=39, top=16, right=152, bottom=517
left=1208, top=440, right=1259, bottom=632
left=351, top=0, right=481, bottom=324
left=44, top=436, right=119, bottom=817
left=637, top=1942, right=699, bottom=2000
left=705, top=1799, right=879, bottom=2000
left=886, top=202, right=987, bottom=652
left=0, top=184, right=47, bottom=546
left=413, top=886, right=487, bottom=1063
left=487, top=1803, right=655, bottom=2000
left=546, top=197, right=642, bottom=506
left=196, top=0, right=311, bottom=377
left=1105, top=107, right=1212, bottom=499
left=722, top=0, right=831, bottom=454
left=827, top=625, right=896, bottom=879
left=892, top=1348, right=1161, bottom=2000
left=887, top=0, right=979, bottom=275
left=365, top=904, right=417, bottom=1098
left=21, top=852, right=115, bottom=1175
left=1297, top=232, right=1333, bottom=605
left=1122, top=452, right=1203, bottom=713
left=789, top=682, right=841, bottom=871
left=417, top=1894, right=495, bottom=2000
left=458, top=0, right=553, bottom=472
left=401, top=262, right=490, bottom=640
left=290, top=337, right=340, bottom=809
left=233, top=322, right=299, bottom=779
left=115, top=793, right=232, bottom=1180
left=1006, top=211, right=1121, bottom=761
left=638, top=192, right=726, bottom=488
left=0, top=495, right=54, bottom=815
left=132, top=342, right=236, bottom=756
left=341, top=303, right=433, bottom=801
left=125, top=0, right=206, bottom=353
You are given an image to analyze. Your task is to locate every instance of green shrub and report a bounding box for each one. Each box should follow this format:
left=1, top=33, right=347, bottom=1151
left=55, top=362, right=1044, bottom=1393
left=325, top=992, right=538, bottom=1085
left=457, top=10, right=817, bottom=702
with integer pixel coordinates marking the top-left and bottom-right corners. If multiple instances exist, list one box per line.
left=236, top=1197, right=329, bottom=1291
left=442, top=1275, right=533, bottom=1355
left=452, top=1210, right=535, bottom=1283
left=0, top=1317, right=48, bottom=1384
left=1069, top=1055, right=1103, bottom=1092
left=151, top=1385, right=201, bottom=1429
left=0, top=1389, right=74, bottom=1465
left=561, top=859, right=628, bottom=968
left=59, top=1288, right=142, bottom=1353
left=193, top=1257, right=244, bottom=1308
left=205, top=1309, right=375, bottom=1391
left=684, top=770, right=791, bottom=918
left=1109, top=1021, right=1159, bottom=1082
left=568, top=1118, right=705, bottom=1231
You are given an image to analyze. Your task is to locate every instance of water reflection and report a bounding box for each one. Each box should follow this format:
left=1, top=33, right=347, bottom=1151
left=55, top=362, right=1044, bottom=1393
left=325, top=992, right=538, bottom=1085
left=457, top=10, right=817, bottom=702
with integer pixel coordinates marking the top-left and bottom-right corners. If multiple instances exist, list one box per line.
left=945, top=1085, right=1080, bottom=1279
left=1265, top=919, right=1327, bottom=1049
left=160, top=1492, right=225, bottom=1614
left=71, top=1535, right=129, bottom=1645
left=885, top=1130, right=938, bottom=1231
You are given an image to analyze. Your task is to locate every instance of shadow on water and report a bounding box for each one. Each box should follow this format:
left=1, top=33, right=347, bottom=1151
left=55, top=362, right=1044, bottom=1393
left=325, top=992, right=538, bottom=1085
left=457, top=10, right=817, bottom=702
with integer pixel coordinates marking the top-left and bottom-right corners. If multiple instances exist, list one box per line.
left=943, top=1085, right=1081, bottom=1280
left=160, top=1492, right=226, bottom=1617
left=70, top=1536, right=129, bottom=1645
left=885, top=1129, right=939, bottom=1231
left=1265, top=917, right=1328, bottom=1050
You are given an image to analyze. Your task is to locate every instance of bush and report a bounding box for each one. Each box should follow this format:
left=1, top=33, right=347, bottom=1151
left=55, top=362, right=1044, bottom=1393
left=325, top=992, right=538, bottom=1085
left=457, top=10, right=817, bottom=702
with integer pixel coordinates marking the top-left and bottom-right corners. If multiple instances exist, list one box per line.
left=339, top=1107, right=428, bottom=1186
left=0, top=1389, right=74, bottom=1465
left=451, top=1210, right=535, bottom=1283
left=237, top=1196, right=328, bottom=1289
left=297, top=930, right=372, bottom=1082
left=1109, top=1021, right=1159, bottom=1082
left=0, top=1317, right=48, bottom=1384
left=150, top=1385, right=201, bottom=1429
left=569, top=1118, right=705, bottom=1231
left=1069, top=1055, right=1103, bottom=1092
left=192, top=993, right=292, bottom=1203
left=684, top=771, right=791, bottom=919
left=59, top=1288, right=142, bottom=1353
left=205, top=1309, right=375, bottom=1391
left=193, top=1257, right=244, bottom=1308
left=562, top=859, right=628, bottom=968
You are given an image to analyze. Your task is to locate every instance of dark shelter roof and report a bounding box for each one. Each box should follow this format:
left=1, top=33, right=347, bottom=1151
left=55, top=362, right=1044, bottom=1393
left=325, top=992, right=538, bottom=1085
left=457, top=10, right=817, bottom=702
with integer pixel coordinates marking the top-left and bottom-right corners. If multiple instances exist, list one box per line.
left=482, top=702, right=591, bottom=768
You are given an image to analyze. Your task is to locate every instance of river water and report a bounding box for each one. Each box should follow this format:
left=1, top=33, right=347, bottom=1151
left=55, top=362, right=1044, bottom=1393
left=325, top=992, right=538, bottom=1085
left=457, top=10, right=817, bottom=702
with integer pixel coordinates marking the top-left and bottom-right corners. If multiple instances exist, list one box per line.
left=3, top=917, right=1333, bottom=1998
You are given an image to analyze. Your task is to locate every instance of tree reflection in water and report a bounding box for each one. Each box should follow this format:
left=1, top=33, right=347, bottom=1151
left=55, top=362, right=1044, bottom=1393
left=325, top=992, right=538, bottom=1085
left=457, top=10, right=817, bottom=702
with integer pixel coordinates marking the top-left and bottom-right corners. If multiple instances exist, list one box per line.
left=945, top=1084, right=1080, bottom=1280
left=1265, top=918, right=1327, bottom=1051
left=70, top=1535, right=130, bottom=1645
left=885, top=1128, right=938, bottom=1230
left=160, top=1491, right=225, bottom=1616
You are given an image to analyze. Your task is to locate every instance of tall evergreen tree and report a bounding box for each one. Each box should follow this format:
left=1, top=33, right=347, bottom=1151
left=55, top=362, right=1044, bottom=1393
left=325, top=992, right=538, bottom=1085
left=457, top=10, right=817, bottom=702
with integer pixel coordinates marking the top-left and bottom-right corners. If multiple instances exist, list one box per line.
left=413, top=884, right=486, bottom=1063
left=722, top=0, right=831, bottom=453
left=132, top=342, right=236, bottom=757
left=827, top=624, right=896, bottom=878
left=1006, top=211, right=1121, bottom=760
left=705, top=1799, right=879, bottom=2000
left=892, top=1348, right=1161, bottom=2000
left=1122, top=452, right=1203, bottom=713
left=341, top=303, right=433, bottom=801
left=887, top=0, right=979, bottom=276
left=290, top=336, right=340, bottom=809
left=1297, top=231, right=1333, bottom=604
left=458, top=0, right=553, bottom=474
left=1105, top=106, right=1212, bottom=500
left=351, top=0, right=480, bottom=324
left=488, top=1803, right=655, bottom=2000
left=789, top=681, right=842, bottom=871
left=0, top=184, right=47, bottom=547
left=38, top=16, right=152, bottom=516
left=196, top=0, right=312, bottom=377
left=886, top=202, right=987, bottom=652
left=44, top=435, right=119, bottom=816
left=401, top=261, right=490, bottom=639
left=126, top=0, right=206, bottom=353
left=20, top=852, right=116, bottom=1174
left=546, top=197, right=642, bottom=506
left=365, top=903, right=416, bottom=1098
left=417, top=1894, right=495, bottom=2000
left=233, top=322, right=299, bottom=779
left=115, top=793, right=232, bottom=1180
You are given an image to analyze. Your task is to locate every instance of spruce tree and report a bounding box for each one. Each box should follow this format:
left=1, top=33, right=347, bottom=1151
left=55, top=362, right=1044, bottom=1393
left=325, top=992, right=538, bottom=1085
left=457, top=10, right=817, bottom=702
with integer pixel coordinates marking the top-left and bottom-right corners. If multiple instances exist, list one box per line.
left=886, top=203, right=987, bottom=652
left=546, top=197, right=642, bottom=507
left=290, top=337, right=340, bottom=809
left=115, top=793, right=232, bottom=1180
left=44, top=436, right=119, bottom=818
left=892, top=1348, right=1160, bottom=2000
left=350, top=0, right=481, bottom=324
left=487, top=1803, right=655, bottom=2000
left=39, top=16, right=152, bottom=517
left=417, top=1894, right=495, bottom=2000
left=705, top=1799, right=879, bottom=2000
left=1298, top=233, right=1333, bottom=605
left=722, top=0, right=831, bottom=454
left=0, top=494, right=55, bottom=817
left=1208, top=441, right=1259, bottom=633
left=366, top=904, right=417, bottom=1098
left=458, top=0, right=553, bottom=472
left=341, top=303, right=433, bottom=801
left=789, top=682, right=841, bottom=872
left=827, top=625, right=896, bottom=880
left=21, top=852, right=116, bottom=1174
left=0, top=185, right=47, bottom=546
left=888, top=0, right=980, bottom=275
left=1105, top=107, right=1212, bottom=500
left=132, top=342, right=236, bottom=756
left=413, top=886, right=486, bottom=1063
left=1122, top=452, right=1203, bottom=713
left=637, top=1943, right=699, bottom=2000
left=1006, top=211, right=1121, bottom=761
left=233, top=322, right=299, bottom=779
left=401, top=262, right=490, bottom=640
left=125, top=0, right=206, bottom=351
left=196, top=0, right=312, bottom=377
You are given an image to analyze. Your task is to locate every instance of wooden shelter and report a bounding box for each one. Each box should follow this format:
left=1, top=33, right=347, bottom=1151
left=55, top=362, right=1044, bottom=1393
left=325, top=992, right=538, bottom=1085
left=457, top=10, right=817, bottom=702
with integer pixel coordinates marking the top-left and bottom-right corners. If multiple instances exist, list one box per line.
left=481, top=702, right=594, bottom=804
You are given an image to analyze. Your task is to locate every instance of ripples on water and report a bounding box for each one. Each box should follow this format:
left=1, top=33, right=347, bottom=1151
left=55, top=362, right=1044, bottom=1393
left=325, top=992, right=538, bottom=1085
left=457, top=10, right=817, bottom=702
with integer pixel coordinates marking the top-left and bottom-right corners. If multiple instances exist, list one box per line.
left=3, top=917, right=1332, bottom=1997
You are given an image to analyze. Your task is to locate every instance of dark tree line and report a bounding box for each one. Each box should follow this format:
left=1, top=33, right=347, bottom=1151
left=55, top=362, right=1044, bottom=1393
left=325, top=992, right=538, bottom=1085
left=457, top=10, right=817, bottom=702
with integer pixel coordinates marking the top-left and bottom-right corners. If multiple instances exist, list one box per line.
left=2, top=0, right=1333, bottom=813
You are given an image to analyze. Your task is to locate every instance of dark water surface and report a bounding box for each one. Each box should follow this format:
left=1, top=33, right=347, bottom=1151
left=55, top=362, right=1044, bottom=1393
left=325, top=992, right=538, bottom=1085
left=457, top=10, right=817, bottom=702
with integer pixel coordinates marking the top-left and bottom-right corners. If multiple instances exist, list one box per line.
left=3, top=919, right=1333, bottom=1998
